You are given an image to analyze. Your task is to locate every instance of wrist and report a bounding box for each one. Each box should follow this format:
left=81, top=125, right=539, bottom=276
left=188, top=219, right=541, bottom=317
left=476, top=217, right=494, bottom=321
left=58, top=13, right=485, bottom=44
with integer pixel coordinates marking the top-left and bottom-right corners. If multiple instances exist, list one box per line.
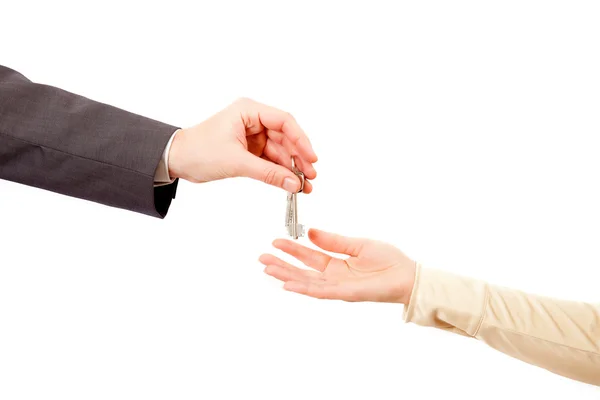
left=394, top=261, right=417, bottom=305
left=400, top=261, right=418, bottom=305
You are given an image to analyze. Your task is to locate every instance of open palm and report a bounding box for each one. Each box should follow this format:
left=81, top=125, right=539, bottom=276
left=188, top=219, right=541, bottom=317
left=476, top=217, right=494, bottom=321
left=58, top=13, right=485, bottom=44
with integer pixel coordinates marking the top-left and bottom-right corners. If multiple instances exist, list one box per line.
left=259, top=228, right=417, bottom=304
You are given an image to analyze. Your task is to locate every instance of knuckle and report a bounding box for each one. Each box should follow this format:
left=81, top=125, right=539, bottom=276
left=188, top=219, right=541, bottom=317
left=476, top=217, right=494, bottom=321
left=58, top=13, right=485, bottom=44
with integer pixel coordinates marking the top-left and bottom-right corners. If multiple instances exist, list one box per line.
left=285, top=111, right=296, bottom=122
left=235, top=97, right=253, bottom=107
left=262, top=168, right=278, bottom=185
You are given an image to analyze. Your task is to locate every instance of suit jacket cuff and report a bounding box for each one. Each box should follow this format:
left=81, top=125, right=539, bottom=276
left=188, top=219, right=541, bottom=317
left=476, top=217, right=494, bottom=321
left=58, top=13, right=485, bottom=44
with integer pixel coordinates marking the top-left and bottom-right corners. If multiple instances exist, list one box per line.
left=154, top=129, right=178, bottom=186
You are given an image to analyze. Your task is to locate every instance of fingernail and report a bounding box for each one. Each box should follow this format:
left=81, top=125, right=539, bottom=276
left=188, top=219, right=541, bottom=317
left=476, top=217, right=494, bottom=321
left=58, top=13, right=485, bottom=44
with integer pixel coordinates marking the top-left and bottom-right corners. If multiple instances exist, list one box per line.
left=283, top=177, right=298, bottom=192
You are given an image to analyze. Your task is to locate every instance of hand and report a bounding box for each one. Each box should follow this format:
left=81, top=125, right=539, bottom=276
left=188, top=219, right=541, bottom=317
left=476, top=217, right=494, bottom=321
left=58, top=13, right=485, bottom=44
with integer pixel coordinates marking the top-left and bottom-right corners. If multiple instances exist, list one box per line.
left=167, top=98, right=317, bottom=193
left=259, top=228, right=417, bottom=304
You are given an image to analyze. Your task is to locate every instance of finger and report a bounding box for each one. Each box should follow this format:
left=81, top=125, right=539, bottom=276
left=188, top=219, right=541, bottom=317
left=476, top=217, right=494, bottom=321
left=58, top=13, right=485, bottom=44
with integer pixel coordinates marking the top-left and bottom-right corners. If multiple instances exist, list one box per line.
left=259, top=110, right=317, bottom=163
left=307, top=228, right=365, bottom=257
left=302, top=179, right=314, bottom=194
left=246, top=132, right=268, bottom=157
left=283, top=281, right=340, bottom=300
left=259, top=254, right=321, bottom=276
left=239, top=98, right=317, bottom=163
left=259, top=253, right=321, bottom=283
left=285, top=177, right=312, bottom=194
left=293, top=156, right=317, bottom=181
left=266, top=130, right=317, bottom=180
left=238, top=152, right=303, bottom=193
left=271, top=239, right=331, bottom=272
left=264, top=129, right=285, bottom=145
left=263, top=264, right=318, bottom=284
left=263, top=139, right=292, bottom=169
left=262, top=140, right=314, bottom=193
left=284, top=280, right=365, bottom=302
left=259, top=154, right=313, bottom=193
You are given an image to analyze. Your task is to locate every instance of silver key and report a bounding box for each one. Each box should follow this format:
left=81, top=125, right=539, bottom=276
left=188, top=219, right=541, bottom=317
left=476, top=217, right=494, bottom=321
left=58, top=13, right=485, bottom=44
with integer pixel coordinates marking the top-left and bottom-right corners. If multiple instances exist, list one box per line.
left=285, top=156, right=305, bottom=239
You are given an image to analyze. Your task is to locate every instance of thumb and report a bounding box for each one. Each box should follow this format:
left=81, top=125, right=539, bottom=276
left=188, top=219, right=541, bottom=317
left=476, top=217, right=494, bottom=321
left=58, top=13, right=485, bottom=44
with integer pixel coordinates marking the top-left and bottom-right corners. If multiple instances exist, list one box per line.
left=307, top=228, right=366, bottom=256
left=238, top=154, right=302, bottom=192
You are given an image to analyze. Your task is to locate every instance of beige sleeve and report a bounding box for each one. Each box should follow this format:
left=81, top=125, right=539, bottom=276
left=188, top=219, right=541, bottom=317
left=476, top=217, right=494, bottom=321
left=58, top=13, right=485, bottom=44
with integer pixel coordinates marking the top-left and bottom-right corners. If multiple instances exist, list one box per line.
left=403, top=264, right=600, bottom=386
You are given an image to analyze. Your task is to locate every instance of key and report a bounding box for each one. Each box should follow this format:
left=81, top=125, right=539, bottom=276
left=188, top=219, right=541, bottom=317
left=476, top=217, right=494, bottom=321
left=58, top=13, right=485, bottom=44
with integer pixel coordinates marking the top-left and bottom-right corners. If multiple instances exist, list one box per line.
left=285, top=157, right=304, bottom=239
left=285, top=156, right=305, bottom=239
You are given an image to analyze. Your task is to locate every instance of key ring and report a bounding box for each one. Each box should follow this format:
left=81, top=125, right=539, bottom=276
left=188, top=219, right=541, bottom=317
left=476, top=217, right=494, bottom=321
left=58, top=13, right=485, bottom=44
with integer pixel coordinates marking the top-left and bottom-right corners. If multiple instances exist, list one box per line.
left=291, top=156, right=305, bottom=193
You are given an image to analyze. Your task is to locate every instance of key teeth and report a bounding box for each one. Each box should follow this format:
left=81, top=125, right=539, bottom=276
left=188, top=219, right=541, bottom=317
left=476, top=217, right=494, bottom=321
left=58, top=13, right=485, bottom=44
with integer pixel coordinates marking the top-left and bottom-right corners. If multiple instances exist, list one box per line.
left=286, top=224, right=305, bottom=238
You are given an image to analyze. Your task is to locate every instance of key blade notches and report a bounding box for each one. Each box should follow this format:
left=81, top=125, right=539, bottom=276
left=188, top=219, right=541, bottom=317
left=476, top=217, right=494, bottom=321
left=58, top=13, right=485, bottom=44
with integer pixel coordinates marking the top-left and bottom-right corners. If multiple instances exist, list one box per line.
left=285, top=156, right=306, bottom=240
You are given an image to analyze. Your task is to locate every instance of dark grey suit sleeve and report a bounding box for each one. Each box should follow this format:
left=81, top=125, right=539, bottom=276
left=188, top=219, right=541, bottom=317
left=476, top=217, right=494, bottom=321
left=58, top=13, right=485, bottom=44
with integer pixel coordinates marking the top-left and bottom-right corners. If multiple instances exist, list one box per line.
left=0, top=65, right=179, bottom=218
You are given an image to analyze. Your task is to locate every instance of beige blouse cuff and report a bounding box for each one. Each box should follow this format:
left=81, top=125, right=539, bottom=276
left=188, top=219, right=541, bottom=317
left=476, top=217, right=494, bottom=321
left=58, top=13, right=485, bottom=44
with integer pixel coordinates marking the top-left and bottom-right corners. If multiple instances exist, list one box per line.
left=404, top=264, right=600, bottom=386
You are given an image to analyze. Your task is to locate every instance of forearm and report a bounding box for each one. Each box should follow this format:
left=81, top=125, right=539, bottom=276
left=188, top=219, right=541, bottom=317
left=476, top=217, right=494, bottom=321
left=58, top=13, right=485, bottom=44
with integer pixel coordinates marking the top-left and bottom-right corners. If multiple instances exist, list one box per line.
left=404, top=265, right=600, bottom=386
left=0, top=65, right=178, bottom=217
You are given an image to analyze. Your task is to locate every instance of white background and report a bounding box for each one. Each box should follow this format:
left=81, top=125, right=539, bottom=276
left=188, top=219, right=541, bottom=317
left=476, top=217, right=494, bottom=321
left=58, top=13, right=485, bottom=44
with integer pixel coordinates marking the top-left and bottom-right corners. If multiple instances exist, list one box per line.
left=1, top=0, right=599, bottom=398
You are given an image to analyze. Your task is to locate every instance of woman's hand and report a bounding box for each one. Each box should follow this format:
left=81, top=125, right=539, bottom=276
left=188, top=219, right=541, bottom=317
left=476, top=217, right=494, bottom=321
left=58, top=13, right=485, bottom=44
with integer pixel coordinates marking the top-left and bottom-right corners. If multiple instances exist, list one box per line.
left=259, top=228, right=417, bottom=304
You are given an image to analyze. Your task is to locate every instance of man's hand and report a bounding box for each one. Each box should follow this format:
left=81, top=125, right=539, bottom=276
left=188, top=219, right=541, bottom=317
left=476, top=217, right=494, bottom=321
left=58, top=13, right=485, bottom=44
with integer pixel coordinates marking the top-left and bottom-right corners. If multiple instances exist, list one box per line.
left=259, top=228, right=417, bottom=304
left=167, top=98, right=318, bottom=193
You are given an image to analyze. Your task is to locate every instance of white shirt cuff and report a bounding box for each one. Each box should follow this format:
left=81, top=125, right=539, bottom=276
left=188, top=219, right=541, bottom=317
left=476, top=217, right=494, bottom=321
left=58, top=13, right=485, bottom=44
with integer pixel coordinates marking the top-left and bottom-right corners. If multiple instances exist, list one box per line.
left=153, top=129, right=178, bottom=186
